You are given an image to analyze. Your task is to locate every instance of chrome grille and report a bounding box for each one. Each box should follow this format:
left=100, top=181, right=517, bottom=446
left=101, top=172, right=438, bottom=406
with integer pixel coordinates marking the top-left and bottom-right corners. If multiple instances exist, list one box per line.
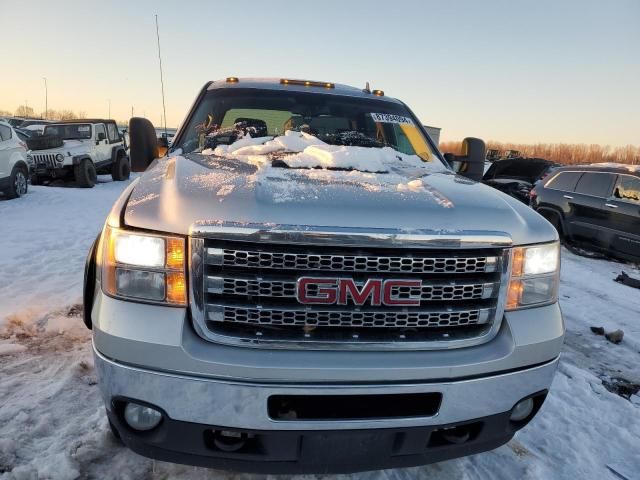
left=192, top=232, right=511, bottom=350
left=32, top=153, right=61, bottom=168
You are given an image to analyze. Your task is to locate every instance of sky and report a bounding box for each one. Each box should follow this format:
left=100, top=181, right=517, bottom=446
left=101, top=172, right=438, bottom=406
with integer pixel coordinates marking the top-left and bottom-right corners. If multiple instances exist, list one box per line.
left=1, top=0, right=638, bottom=146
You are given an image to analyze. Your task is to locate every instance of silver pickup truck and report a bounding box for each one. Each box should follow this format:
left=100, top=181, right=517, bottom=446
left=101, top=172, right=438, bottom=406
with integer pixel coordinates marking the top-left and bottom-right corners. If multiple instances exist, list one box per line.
left=83, top=78, right=564, bottom=474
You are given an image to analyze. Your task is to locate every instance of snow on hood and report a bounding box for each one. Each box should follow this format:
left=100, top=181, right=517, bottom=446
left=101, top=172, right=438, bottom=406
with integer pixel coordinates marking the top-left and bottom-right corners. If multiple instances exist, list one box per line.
left=202, top=130, right=447, bottom=175
left=124, top=140, right=558, bottom=246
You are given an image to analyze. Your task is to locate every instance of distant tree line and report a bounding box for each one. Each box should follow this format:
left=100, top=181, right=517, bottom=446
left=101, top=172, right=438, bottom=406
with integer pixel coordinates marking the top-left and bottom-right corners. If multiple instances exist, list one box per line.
left=439, top=140, right=640, bottom=165
left=0, top=106, right=87, bottom=120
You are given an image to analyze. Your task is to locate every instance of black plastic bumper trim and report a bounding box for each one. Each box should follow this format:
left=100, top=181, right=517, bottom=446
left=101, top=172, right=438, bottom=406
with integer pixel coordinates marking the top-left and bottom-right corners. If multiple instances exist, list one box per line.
left=107, top=391, right=547, bottom=475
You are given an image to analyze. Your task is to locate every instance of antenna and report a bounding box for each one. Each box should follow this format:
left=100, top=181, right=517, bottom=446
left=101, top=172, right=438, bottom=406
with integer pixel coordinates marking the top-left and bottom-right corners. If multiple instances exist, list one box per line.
left=155, top=14, right=168, bottom=138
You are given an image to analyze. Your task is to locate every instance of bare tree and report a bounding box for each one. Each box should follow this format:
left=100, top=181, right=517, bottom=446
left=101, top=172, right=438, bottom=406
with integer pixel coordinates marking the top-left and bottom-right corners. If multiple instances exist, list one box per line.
left=440, top=140, right=639, bottom=166
left=15, top=105, right=35, bottom=118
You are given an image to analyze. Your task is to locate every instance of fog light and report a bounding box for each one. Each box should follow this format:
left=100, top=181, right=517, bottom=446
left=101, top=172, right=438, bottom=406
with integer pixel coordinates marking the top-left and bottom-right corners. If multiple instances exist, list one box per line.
left=510, top=397, right=534, bottom=422
left=123, top=402, right=162, bottom=431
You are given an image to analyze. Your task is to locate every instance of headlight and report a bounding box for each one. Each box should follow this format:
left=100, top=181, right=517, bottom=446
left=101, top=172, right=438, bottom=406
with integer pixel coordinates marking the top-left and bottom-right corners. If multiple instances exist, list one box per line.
left=506, top=242, right=559, bottom=310
left=101, top=226, right=186, bottom=305
left=26, top=154, right=34, bottom=165
left=55, top=153, right=64, bottom=163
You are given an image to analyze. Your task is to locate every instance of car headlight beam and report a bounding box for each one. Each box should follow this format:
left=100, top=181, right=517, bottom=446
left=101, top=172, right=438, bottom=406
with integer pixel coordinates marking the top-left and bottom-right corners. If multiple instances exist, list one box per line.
left=507, top=242, right=559, bottom=310
left=101, top=226, right=187, bottom=306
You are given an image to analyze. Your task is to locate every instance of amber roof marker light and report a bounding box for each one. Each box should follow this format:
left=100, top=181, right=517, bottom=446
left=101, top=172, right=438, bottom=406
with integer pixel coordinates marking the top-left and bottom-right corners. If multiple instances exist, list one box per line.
left=280, top=79, right=335, bottom=88
left=372, top=89, right=385, bottom=96
left=226, top=77, right=239, bottom=83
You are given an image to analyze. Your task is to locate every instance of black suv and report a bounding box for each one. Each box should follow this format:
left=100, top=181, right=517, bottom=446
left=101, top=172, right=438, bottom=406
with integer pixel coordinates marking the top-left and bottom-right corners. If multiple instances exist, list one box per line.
left=532, top=163, right=640, bottom=262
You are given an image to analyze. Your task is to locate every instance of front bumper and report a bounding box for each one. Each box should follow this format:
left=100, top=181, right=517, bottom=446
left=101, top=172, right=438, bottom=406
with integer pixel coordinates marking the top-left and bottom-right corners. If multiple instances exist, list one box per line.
left=95, top=345, right=557, bottom=472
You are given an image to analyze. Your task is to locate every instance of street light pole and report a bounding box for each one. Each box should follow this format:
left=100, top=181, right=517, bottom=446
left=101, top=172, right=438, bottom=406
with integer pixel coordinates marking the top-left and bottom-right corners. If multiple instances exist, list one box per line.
left=42, top=77, right=48, bottom=119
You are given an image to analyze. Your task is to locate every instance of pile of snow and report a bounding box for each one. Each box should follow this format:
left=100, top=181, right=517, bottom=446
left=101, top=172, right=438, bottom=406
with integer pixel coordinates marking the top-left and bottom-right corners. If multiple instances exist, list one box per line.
left=202, top=130, right=446, bottom=174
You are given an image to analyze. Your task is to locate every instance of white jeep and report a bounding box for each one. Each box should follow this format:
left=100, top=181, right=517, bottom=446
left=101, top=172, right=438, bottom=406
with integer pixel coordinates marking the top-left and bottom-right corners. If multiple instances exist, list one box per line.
left=27, top=119, right=130, bottom=187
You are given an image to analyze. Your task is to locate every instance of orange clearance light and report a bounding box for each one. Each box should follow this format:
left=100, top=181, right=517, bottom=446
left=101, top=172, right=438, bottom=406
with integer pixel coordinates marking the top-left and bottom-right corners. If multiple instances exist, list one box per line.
left=280, top=79, right=335, bottom=88
left=511, top=247, right=524, bottom=277
left=166, top=271, right=187, bottom=305
left=226, top=77, right=239, bottom=83
left=506, top=280, right=524, bottom=310
left=166, top=237, right=185, bottom=270
left=372, top=89, right=384, bottom=96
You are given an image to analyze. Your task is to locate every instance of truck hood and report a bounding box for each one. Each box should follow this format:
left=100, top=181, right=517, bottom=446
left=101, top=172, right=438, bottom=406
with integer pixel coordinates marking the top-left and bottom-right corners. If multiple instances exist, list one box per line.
left=124, top=153, right=557, bottom=246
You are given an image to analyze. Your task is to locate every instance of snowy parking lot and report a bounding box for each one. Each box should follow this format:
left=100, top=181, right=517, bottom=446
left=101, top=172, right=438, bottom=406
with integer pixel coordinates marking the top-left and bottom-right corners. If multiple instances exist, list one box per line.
left=1, top=179, right=639, bottom=480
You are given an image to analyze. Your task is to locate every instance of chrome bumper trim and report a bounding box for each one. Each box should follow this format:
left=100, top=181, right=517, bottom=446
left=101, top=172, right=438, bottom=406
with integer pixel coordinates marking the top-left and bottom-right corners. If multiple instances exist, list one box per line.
left=94, top=343, right=559, bottom=431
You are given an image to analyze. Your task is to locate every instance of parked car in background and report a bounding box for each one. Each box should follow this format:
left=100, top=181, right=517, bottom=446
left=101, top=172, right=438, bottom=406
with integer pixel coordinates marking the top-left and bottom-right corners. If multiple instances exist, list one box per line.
left=0, top=121, right=30, bottom=199
left=483, top=157, right=558, bottom=203
left=14, top=128, right=35, bottom=142
left=19, top=119, right=53, bottom=128
left=27, top=119, right=130, bottom=188
left=532, top=163, right=640, bottom=262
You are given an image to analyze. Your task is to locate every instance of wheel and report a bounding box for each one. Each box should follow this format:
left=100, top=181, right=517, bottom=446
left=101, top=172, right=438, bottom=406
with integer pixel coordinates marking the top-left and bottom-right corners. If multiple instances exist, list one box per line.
left=541, top=210, right=564, bottom=240
left=74, top=158, right=97, bottom=188
left=111, top=153, right=131, bottom=181
left=6, top=165, right=28, bottom=199
left=30, top=173, right=41, bottom=186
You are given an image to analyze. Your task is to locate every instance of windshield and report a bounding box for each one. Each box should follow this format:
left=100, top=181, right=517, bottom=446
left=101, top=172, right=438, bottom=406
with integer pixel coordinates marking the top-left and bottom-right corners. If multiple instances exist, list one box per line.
left=175, top=88, right=440, bottom=164
left=44, top=123, right=92, bottom=140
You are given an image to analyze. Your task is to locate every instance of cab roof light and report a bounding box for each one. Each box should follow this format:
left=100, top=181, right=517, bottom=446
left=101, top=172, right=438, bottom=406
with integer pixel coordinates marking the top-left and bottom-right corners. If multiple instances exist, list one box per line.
left=372, top=89, right=385, bottom=96
left=280, top=79, right=335, bottom=88
left=226, top=77, right=239, bottom=83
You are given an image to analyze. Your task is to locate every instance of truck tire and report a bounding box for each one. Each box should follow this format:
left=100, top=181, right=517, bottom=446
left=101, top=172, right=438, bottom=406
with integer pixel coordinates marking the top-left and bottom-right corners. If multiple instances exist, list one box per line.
left=111, top=153, right=131, bottom=181
left=74, top=158, right=97, bottom=188
left=6, top=165, right=28, bottom=199
left=541, top=210, right=564, bottom=240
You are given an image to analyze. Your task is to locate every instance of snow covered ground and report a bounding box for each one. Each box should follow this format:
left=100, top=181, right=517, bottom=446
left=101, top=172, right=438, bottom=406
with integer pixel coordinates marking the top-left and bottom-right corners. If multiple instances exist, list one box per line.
left=1, top=178, right=639, bottom=480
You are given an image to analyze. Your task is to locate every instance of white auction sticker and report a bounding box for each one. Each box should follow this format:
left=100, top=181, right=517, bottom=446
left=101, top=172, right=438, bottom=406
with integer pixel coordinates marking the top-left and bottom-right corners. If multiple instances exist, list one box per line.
left=371, top=113, right=414, bottom=125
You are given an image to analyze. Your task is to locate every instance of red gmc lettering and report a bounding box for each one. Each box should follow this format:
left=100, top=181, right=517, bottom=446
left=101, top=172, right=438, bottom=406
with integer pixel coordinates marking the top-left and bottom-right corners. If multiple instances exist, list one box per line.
left=383, top=280, right=422, bottom=306
left=297, top=278, right=422, bottom=306
left=338, top=279, right=382, bottom=305
left=297, top=277, right=338, bottom=304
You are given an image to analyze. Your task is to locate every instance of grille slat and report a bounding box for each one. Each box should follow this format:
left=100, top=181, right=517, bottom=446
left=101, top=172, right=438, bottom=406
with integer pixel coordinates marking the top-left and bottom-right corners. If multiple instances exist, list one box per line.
left=208, top=248, right=498, bottom=274
left=209, top=275, right=496, bottom=301
left=208, top=304, right=492, bottom=328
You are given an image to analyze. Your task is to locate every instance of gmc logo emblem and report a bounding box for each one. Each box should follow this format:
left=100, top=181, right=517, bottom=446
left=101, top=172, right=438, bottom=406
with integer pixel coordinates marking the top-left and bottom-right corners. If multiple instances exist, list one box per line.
left=296, top=277, right=422, bottom=306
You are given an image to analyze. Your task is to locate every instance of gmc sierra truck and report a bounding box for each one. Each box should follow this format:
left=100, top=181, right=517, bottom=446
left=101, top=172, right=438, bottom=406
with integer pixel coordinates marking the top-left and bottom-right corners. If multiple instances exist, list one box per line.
left=83, top=78, right=564, bottom=474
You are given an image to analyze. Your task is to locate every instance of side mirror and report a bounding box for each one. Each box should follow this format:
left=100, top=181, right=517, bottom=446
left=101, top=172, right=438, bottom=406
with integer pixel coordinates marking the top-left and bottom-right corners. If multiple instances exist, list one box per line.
left=444, top=137, right=486, bottom=182
left=129, top=117, right=159, bottom=172
left=96, top=132, right=106, bottom=143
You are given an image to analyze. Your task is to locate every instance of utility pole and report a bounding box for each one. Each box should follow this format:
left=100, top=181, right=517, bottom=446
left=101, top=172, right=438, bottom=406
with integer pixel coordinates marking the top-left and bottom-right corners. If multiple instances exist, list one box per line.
left=131, top=105, right=134, bottom=118
left=108, top=99, right=111, bottom=119
left=155, top=14, right=168, bottom=137
left=42, top=77, right=48, bottom=119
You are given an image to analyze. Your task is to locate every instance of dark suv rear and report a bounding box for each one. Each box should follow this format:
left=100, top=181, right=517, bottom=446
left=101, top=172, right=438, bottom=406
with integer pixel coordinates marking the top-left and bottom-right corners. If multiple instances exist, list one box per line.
left=532, top=163, right=640, bottom=262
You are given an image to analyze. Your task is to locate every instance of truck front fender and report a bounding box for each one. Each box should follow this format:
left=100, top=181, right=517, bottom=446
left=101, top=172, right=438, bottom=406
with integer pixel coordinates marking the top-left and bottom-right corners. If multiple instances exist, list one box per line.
left=83, top=233, right=101, bottom=329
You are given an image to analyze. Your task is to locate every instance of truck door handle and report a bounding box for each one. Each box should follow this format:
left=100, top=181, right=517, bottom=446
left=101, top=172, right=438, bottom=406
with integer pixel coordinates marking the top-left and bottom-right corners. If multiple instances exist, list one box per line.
left=605, top=203, right=618, bottom=209
left=563, top=195, right=573, bottom=200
